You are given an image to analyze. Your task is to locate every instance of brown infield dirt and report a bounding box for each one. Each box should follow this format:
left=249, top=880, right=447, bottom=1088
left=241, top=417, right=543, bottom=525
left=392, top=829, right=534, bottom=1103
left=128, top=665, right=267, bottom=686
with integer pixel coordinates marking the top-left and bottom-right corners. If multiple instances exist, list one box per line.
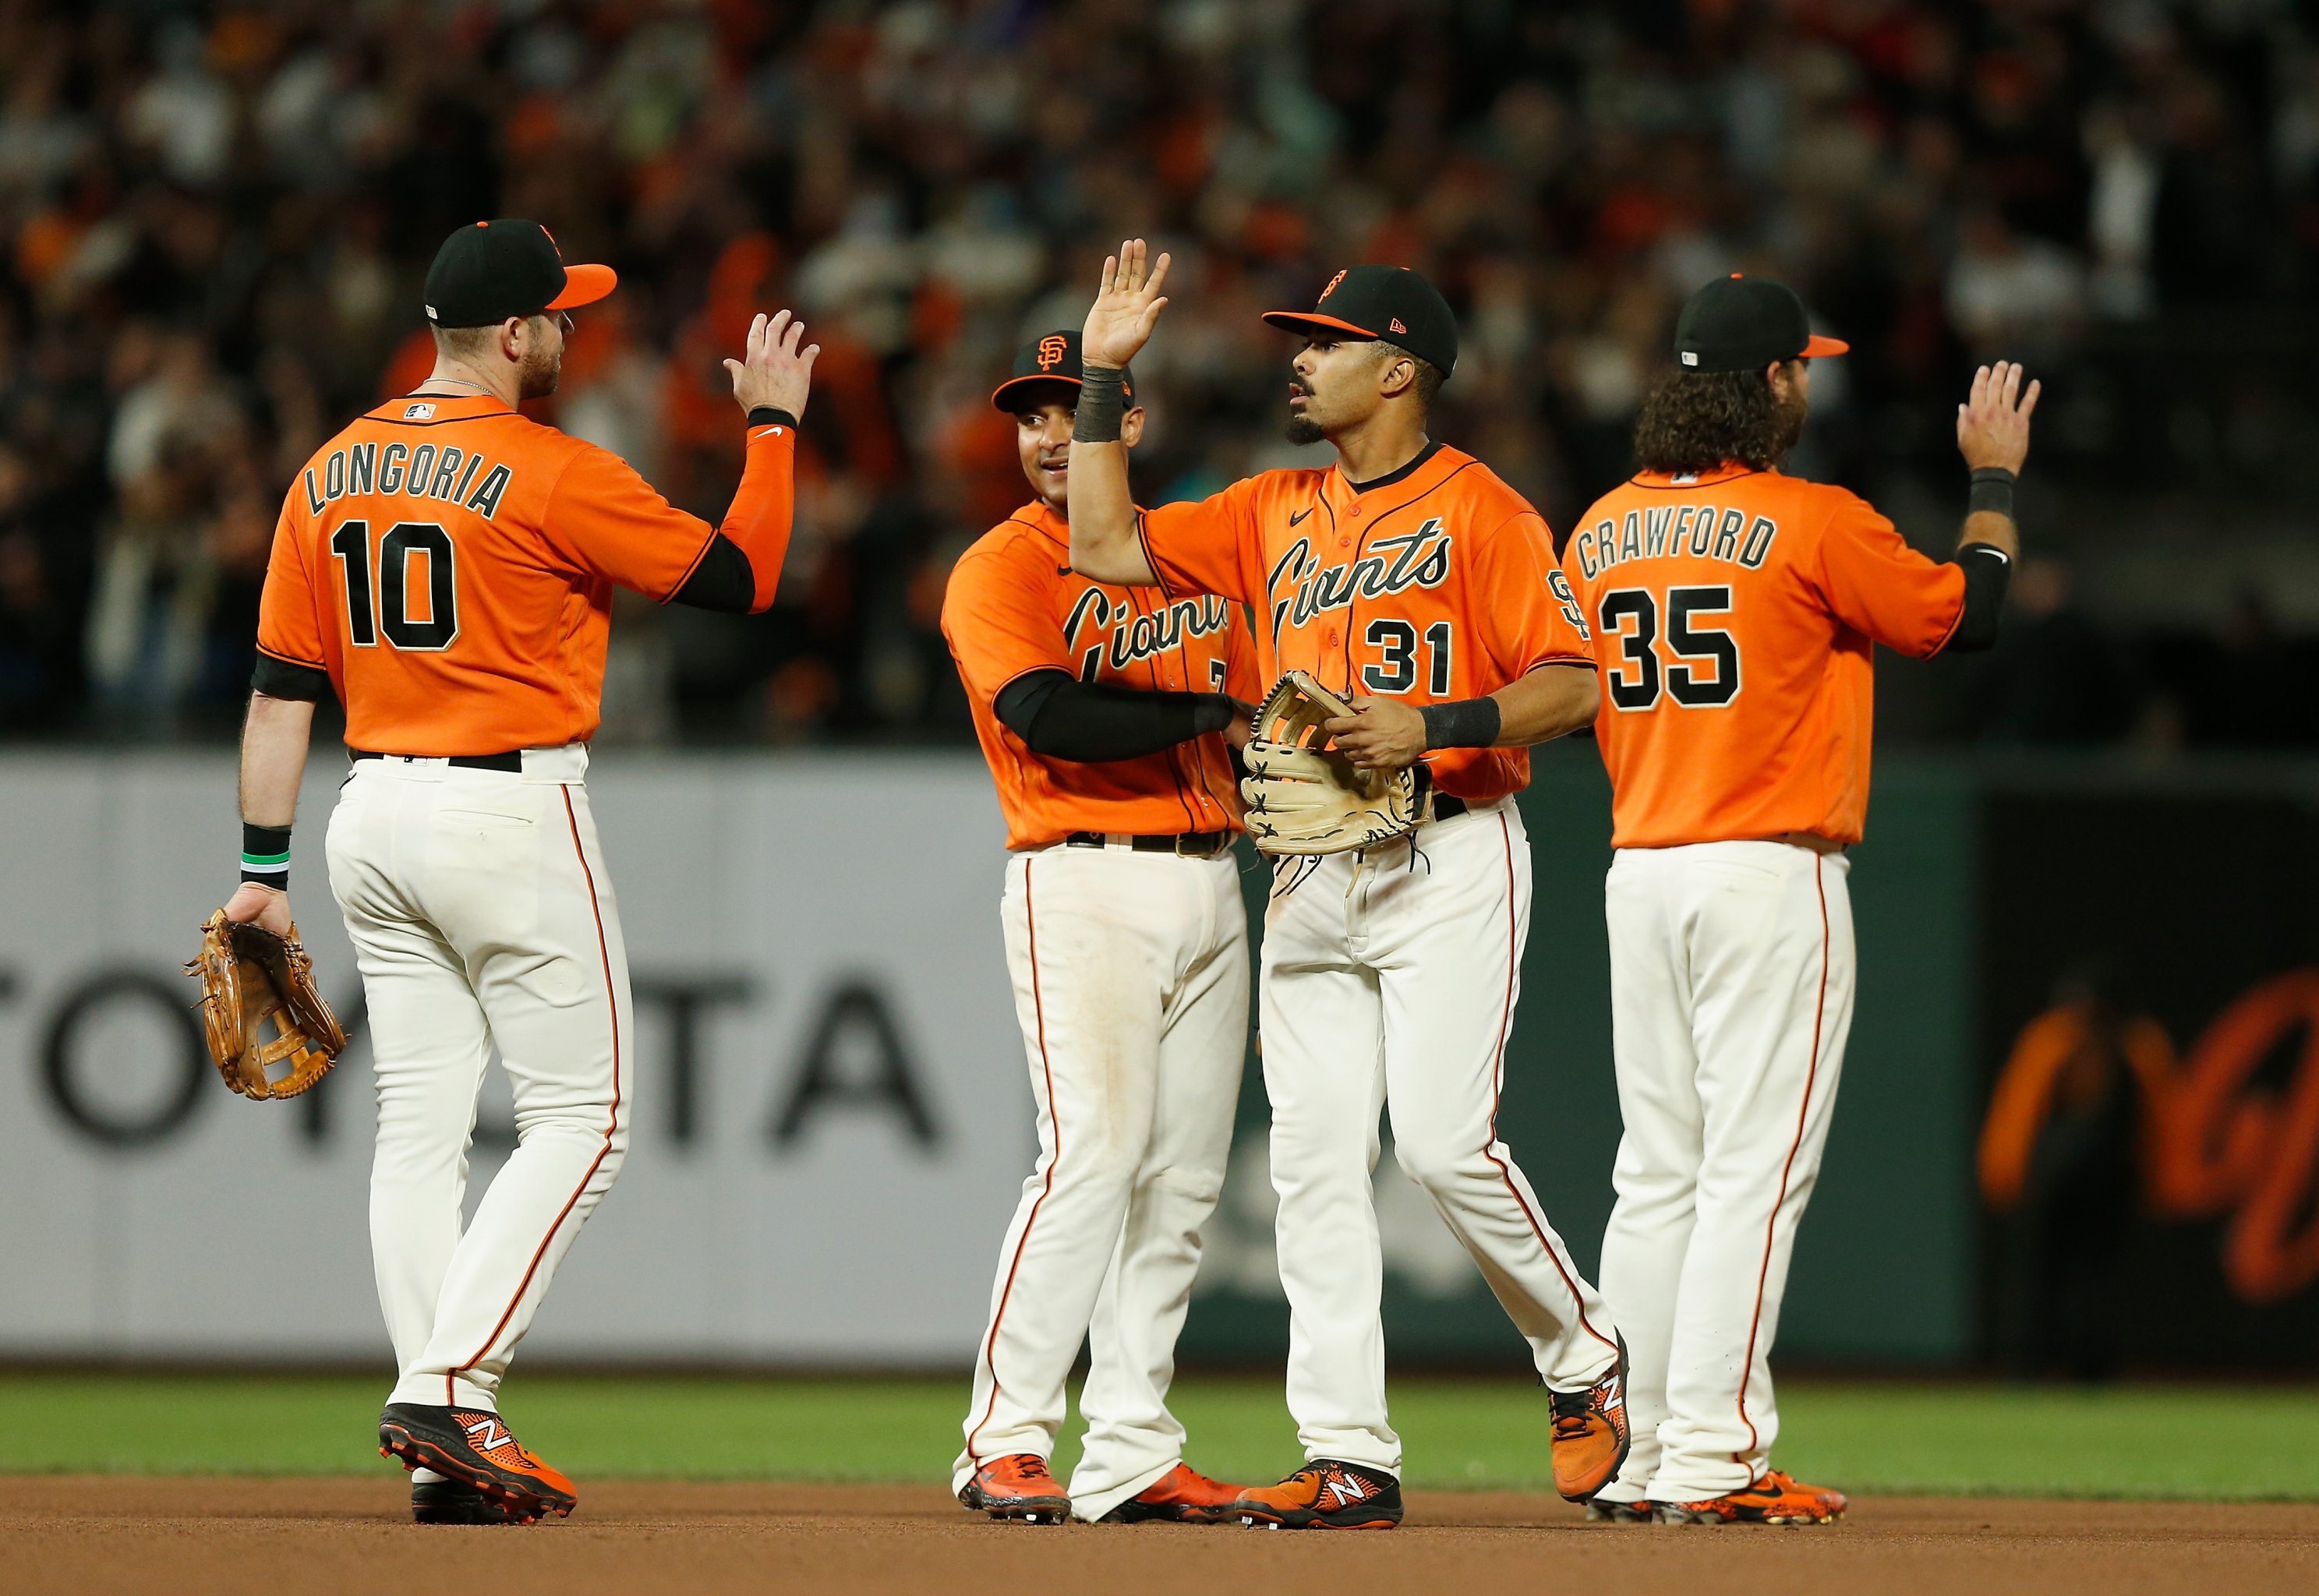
left=8, top=1476, right=2317, bottom=1596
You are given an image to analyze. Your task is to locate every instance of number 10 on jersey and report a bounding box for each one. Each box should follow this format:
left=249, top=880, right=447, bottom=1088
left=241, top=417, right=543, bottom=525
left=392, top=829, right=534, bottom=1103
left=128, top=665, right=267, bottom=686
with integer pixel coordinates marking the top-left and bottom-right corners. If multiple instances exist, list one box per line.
left=1599, top=585, right=1738, bottom=710
left=331, top=520, right=460, bottom=651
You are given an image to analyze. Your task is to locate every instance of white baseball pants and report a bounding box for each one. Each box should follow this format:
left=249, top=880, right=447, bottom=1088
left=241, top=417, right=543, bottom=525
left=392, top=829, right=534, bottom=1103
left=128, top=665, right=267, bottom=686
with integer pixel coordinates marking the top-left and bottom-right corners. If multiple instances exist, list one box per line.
left=954, top=843, right=1249, bottom=1522
left=325, top=746, right=630, bottom=1413
left=1594, top=841, right=1855, bottom=1503
left=1261, top=801, right=1620, bottom=1476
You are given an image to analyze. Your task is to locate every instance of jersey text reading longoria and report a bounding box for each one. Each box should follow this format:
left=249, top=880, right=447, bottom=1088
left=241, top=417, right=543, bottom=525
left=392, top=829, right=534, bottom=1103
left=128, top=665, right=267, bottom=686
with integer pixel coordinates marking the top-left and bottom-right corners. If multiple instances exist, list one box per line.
left=302, top=441, right=516, bottom=523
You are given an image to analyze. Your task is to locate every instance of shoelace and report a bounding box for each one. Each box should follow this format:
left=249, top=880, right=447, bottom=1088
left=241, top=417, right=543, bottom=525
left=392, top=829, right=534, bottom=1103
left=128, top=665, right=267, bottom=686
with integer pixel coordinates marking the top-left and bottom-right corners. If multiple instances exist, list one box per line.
left=1548, top=1388, right=1598, bottom=1435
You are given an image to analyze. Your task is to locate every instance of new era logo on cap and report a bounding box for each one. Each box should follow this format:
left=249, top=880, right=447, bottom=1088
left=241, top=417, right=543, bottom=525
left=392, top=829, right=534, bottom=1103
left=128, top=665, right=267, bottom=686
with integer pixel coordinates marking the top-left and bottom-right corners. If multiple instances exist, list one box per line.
left=1390, top=317, right=1408, bottom=334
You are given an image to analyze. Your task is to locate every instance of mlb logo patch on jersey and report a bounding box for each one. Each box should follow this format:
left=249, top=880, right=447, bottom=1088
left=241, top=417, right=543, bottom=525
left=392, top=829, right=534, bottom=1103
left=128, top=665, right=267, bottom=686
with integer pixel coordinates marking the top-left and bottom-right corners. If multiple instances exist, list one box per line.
left=404, top=402, right=437, bottom=421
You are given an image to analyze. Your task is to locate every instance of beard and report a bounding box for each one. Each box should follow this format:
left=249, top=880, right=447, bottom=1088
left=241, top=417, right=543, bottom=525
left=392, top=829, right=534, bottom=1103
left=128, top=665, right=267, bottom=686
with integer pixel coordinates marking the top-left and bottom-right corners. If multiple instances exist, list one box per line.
left=518, top=345, right=562, bottom=400
left=1768, top=386, right=1807, bottom=462
left=1285, top=413, right=1324, bottom=446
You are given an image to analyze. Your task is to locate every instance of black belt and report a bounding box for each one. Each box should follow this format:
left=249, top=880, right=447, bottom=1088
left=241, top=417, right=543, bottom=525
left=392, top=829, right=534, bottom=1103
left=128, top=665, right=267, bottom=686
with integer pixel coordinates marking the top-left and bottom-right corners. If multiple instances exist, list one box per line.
left=351, top=748, right=525, bottom=772
left=1065, top=830, right=1232, bottom=857
left=1433, top=796, right=1469, bottom=823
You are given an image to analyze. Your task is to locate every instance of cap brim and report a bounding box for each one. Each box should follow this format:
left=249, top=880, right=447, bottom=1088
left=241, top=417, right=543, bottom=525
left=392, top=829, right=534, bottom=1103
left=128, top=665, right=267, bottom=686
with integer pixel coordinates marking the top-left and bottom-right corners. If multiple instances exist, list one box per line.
left=1261, top=311, right=1380, bottom=341
left=990, top=373, right=1083, bottom=413
left=546, top=263, right=617, bottom=311
left=1801, top=334, right=1849, bottom=358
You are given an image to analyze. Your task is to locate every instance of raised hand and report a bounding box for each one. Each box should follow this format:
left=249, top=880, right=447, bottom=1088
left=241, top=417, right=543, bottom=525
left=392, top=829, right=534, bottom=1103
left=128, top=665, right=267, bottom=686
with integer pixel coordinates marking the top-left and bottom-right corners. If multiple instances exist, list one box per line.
left=725, top=309, right=820, bottom=420
left=1957, top=361, right=2040, bottom=475
left=1081, top=238, right=1172, bottom=369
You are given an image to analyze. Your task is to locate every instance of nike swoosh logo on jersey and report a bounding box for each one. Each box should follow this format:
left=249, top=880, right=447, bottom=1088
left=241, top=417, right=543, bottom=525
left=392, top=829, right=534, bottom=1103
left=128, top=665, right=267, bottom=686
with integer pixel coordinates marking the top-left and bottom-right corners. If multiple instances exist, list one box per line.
left=1289, top=508, right=1313, bottom=525
left=1055, top=564, right=1073, bottom=576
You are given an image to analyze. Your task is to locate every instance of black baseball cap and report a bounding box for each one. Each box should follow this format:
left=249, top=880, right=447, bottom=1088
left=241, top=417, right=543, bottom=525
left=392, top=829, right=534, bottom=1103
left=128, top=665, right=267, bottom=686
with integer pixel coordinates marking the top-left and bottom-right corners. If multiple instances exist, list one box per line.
left=423, top=219, right=617, bottom=329
left=989, top=330, right=1135, bottom=412
left=1673, top=274, right=1847, bottom=373
left=1262, top=265, right=1458, bottom=376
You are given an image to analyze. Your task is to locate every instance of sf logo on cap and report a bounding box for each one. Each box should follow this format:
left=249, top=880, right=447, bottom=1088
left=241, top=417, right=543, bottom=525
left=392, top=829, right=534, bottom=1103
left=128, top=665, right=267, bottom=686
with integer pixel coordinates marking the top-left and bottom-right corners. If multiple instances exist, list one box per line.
left=1037, top=335, right=1069, bottom=371
left=1321, top=270, right=1347, bottom=299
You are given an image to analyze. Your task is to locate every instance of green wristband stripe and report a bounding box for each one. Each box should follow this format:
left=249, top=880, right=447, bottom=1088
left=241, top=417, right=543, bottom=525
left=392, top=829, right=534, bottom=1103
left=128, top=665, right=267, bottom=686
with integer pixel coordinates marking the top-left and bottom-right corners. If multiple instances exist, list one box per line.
left=242, top=851, right=292, bottom=869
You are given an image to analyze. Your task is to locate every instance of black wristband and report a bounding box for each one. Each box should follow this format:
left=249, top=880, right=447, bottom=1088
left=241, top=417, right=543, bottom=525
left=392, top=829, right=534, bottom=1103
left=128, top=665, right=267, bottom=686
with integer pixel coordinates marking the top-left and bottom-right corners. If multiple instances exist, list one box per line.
left=242, top=821, right=292, bottom=888
left=1968, top=466, right=2016, bottom=519
left=1419, top=697, right=1501, bottom=750
left=1072, top=365, right=1126, bottom=443
left=746, top=407, right=799, bottom=432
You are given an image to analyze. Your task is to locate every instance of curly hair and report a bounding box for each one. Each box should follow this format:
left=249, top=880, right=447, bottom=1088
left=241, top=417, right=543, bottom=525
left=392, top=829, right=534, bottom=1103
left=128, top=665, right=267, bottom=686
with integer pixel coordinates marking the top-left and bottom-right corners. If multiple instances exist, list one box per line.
left=1631, top=365, right=1803, bottom=475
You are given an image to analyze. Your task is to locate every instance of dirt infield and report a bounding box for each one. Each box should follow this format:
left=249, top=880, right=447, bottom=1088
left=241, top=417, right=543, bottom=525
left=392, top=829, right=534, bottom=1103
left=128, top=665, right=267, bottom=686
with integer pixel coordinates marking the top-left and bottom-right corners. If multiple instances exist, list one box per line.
left=9, top=1476, right=2316, bottom=1596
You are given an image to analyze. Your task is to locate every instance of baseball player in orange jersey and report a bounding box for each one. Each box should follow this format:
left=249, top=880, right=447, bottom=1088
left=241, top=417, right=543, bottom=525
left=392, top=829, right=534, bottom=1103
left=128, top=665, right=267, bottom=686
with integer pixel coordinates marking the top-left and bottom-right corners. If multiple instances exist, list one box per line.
left=1561, top=275, right=2037, bottom=1525
left=1067, top=243, right=1631, bottom=1527
left=214, top=219, right=818, bottom=1524
left=943, top=331, right=1260, bottom=1525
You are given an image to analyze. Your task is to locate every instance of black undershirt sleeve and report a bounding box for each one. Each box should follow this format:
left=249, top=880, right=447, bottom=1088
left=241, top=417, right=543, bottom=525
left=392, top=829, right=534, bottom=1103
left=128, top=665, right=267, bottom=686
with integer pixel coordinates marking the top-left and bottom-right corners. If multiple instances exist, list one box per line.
left=1943, top=543, right=2012, bottom=653
left=994, top=668, right=1235, bottom=762
left=250, top=652, right=334, bottom=701
left=670, top=532, right=756, bottom=613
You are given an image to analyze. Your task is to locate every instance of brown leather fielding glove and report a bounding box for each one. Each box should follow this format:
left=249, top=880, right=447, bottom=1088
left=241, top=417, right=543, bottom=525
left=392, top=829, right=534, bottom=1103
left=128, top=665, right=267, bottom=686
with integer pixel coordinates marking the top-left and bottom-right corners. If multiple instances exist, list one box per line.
left=185, top=909, right=347, bottom=1100
left=1239, top=670, right=1432, bottom=856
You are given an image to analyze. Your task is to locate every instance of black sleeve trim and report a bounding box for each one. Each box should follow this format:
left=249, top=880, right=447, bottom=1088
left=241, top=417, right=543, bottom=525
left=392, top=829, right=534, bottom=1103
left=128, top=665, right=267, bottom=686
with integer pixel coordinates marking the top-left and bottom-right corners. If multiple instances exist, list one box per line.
left=746, top=407, right=800, bottom=432
left=251, top=649, right=334, bottom=702
left=669, top=533, right=758, bottom=613
left=1943, top=544, right=2011, bottom=654
left=994, top=667, right=1234, bottom=762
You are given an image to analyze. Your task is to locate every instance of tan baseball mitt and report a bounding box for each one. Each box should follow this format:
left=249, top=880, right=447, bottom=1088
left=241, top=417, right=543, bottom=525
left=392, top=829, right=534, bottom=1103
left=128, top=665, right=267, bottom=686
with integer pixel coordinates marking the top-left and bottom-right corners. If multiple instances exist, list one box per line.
left=1240, top=670, right=1432, bottom=856
left=185, top=909, right=346, bottom=1100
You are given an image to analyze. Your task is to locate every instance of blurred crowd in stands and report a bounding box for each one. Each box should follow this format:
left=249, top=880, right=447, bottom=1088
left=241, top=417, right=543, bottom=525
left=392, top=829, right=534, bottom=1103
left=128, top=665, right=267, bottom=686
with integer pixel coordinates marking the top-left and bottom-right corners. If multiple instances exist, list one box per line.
left=2, top=0, right=2318, bottom=750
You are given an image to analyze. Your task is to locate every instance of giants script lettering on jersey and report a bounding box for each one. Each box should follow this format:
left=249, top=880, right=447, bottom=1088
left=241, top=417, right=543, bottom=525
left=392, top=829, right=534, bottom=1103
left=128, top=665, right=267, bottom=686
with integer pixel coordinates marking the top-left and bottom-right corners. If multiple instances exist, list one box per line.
left=1267, top=518, right=1454, bottom=638
left=1062, top=589, right=1236, bottom=681
left=304, top=442, right=515, bottom=523
left=1571, top=504, right=1777, bottom=580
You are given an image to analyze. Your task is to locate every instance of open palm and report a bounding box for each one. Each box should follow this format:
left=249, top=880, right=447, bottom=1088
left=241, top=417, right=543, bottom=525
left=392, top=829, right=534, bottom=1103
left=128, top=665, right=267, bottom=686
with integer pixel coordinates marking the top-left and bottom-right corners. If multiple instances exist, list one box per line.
left=1081, top=238, right=1172, bottom=369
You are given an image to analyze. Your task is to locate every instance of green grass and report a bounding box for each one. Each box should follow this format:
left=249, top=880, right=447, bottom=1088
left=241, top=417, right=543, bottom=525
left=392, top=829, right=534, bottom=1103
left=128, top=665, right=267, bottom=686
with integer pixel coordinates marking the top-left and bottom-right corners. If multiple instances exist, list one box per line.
left=2, top=1372, right=2315, bottom=1500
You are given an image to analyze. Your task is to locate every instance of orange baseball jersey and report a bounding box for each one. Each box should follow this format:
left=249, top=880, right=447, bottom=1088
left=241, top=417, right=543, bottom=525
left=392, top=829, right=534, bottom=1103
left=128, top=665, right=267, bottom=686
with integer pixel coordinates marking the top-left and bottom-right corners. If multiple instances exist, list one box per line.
left=945, top=500, right=1259, bottom=851
left=256, top=393, right=794, bottom=754
left=1559, top=464, right=1967, bottom=849
left=1134, top=442, right=1590, bottom=805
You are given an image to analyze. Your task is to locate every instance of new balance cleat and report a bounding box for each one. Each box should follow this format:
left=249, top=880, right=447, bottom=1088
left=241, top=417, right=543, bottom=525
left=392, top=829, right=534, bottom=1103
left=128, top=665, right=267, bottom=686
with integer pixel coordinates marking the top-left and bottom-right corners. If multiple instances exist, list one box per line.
left=1654, top=1470, right=1847, bottom=1526
left=1229, top=1459, right=1402, bottom=1530
left=411, top=1473, right=520, bottom=1525
left=959, top=1453, right=1072, bottom=1524
left=1585, top=1495, right=1653, bottom=1524
left=379, top=1403, right=577, bottom=1521
left=1098, top=1462, right=1246, bottom=1524
left=1550, top=1335, right=1632, bottom=1502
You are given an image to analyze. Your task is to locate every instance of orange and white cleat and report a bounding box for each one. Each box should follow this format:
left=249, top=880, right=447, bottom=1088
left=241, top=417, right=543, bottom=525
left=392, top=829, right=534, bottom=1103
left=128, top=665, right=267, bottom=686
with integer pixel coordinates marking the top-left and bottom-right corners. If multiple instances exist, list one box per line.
left=1549, top=1336, right=1631, bottom=1502
left=1654, top=1470, right=1847, bottom=1526
left=1228, top=1459, right=1402, bottom=1530
left=958, top=1453, right=1073, bottom=1524
left=379, top=1404, right=576, bottom=1521
left=1098, top=1461, right=1247, bottom=1524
